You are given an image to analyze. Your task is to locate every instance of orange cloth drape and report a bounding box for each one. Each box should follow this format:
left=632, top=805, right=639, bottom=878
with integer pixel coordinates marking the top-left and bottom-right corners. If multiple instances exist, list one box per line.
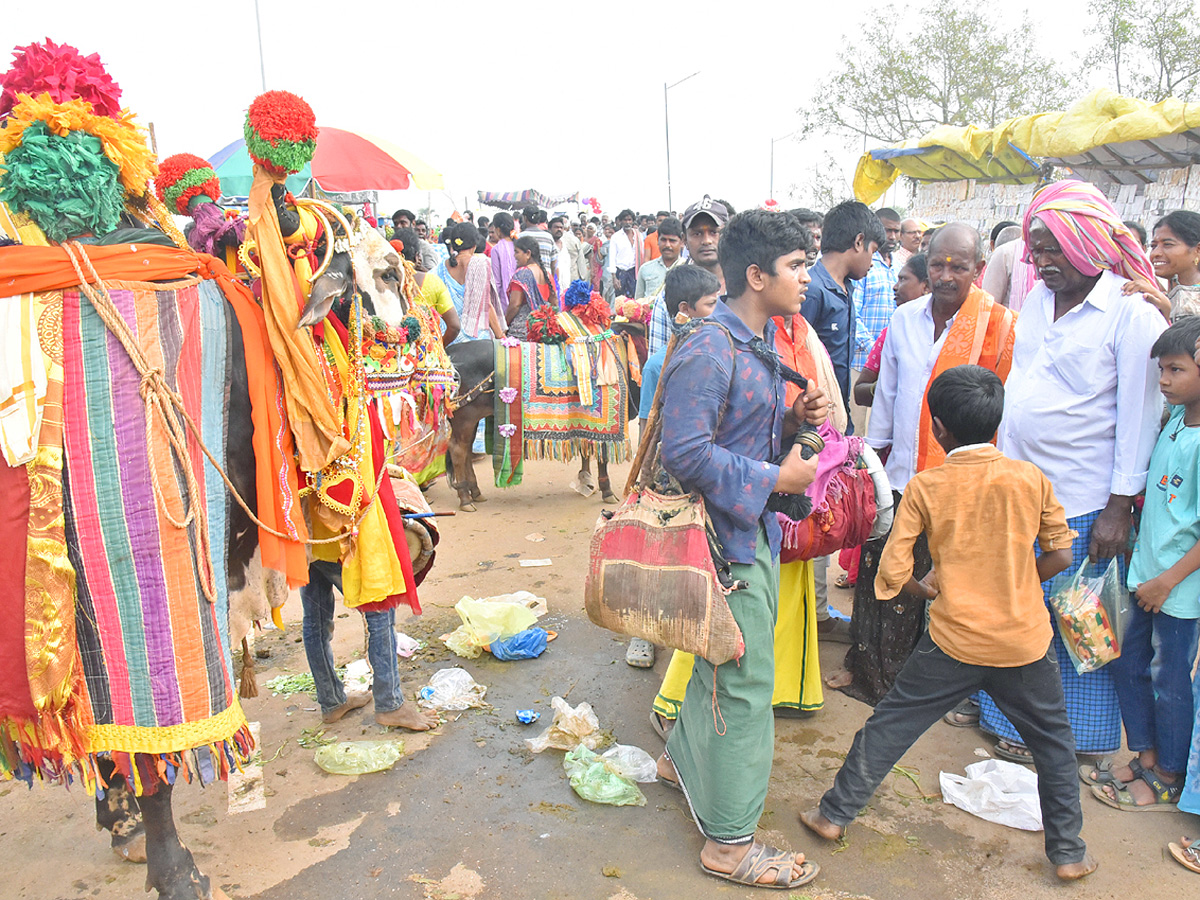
left=195, top=255, right=310, bottom=587
left=0, top=243, right=199, bottom=298
left=247, top=168, right=349, bottom=472
left=915, top=285, right=1017, bottom=472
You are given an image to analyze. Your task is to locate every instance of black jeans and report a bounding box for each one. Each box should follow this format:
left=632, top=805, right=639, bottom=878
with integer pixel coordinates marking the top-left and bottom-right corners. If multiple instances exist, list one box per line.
left=819, top=632, right=1086, bottom=865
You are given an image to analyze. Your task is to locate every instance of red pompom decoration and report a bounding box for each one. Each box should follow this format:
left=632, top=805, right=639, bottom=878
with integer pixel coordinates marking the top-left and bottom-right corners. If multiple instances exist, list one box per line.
left=244, top=90, right=318, bottom=175
left=527, top=306, right=568, bottom=344
left=575, top=295, right=612, bottom=329
left=0, top=38, right=122, bottom=119
left=156, top=152, right=223, bottom=215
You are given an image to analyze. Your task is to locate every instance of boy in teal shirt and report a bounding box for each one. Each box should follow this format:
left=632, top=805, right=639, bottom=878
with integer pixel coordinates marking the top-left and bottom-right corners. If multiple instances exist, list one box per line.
left=1092, top=316, right=1200, bottom=810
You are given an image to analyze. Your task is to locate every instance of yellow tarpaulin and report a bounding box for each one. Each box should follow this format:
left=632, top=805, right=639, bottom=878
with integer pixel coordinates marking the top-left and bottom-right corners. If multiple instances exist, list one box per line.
left=853, top=90, right=1200, bottom=204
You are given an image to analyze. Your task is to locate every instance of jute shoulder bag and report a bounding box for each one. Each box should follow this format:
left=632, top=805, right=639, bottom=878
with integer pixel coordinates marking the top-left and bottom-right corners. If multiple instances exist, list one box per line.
left=583, top=319, right=745, bottom=665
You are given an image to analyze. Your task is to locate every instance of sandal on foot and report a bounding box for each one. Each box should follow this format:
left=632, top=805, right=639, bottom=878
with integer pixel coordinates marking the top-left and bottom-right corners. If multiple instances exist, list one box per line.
left=650, top=710, right=675, bottom=742
left=625, top=638, right=656, bottom=668
left=1169, top=838, right=1200, bottom=874
left=834, top=574, right=854, bottom=589
left=943, top=697, right=980, bottom=728
left=1077, top=758, right=1128, bottom=789
left=657, top=750, right=682, bottom=792
left=1091, top=767, right=1182, bottom=811
left=701, top=843, right=819, bottom=890
left=993, top=740, right=1033, bottom=764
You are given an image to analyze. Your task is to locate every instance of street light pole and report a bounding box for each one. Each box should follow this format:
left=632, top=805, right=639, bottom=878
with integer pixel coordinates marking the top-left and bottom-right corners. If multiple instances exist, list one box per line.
left=770, top=131, right=798, bottom=202
left=253, top=0, right=267, bottom=92
left=664, top=70, right=701, bottom=212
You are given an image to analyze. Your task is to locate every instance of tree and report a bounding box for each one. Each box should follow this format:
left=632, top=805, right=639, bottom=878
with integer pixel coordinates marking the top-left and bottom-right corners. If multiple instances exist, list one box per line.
left=799, top=6, right=1070, bottom=145
left=1082, top=0, right=1200, bottom=100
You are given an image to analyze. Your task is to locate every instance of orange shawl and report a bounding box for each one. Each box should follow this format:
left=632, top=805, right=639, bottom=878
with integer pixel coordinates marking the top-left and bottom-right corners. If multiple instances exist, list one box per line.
left=247, top=168, right=349, bottom=472
left=915, top=285, right=1016, bottom=472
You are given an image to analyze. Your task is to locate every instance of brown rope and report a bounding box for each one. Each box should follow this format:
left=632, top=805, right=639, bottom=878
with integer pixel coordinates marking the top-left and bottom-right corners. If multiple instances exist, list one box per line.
left=446, top=372, right=494, bottom=413
left=61, top=242, right=386, bottom=554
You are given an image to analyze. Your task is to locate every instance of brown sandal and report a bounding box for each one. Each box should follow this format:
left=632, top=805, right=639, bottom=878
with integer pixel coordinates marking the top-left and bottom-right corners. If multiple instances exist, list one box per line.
left=701, top=842, right=819, bottom=890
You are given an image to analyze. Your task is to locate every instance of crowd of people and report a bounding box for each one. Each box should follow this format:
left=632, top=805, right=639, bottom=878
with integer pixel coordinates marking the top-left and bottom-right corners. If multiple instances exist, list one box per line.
left=395, top=183, right=1200, bottom=888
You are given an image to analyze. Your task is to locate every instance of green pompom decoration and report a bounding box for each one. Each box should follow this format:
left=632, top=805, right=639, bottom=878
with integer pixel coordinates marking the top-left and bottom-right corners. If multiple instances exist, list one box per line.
left=243, top=128, right=315, bottom=176
left=0, top=122, right=124, bottom=242
left=401, top=315, right=422, bottom=345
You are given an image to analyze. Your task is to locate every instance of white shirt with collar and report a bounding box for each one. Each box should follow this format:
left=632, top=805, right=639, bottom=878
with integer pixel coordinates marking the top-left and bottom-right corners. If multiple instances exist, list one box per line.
left=866, top=294, right=953, bottom=492
left=999, top=271, right=1166, bottom=519
left=606, top=229, right=637, bottom=275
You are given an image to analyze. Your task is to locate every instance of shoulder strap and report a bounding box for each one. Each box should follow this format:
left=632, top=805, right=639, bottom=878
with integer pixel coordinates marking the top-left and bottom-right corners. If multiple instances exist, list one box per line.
left=625, top=318, right=738, bottom=494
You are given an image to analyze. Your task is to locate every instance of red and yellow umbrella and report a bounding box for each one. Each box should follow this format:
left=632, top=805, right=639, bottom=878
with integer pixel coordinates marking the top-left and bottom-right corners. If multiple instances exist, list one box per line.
left=210, top=127, right=443, bottom=196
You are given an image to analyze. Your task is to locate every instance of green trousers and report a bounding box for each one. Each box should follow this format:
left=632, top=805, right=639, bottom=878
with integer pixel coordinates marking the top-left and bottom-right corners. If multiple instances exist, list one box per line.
left=665, top=528, right=778, bottom=843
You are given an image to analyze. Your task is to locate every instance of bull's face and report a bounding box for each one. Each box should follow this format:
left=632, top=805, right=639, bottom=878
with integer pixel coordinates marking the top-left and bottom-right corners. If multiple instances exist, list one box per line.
left=351, top=219, right=407, bottom=325
left=298, top=218, right=408, bottom=328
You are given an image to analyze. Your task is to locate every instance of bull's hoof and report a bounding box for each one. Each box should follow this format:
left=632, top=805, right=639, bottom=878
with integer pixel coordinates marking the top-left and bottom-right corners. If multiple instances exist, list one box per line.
left=459, top=502, right=478, bottom=513
left=112, top=826, right=147, bottom=864
left=601, top=491, right=620, bottom=504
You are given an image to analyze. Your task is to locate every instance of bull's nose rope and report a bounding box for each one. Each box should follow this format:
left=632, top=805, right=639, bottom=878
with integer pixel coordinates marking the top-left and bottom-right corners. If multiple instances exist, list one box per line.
left=61, top=242, right=384, bottom=560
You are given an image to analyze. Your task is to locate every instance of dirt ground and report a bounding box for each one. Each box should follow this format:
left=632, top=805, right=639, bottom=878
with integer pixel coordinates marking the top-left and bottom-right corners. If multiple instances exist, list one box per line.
left=2, top=457, right=1197, bottom=900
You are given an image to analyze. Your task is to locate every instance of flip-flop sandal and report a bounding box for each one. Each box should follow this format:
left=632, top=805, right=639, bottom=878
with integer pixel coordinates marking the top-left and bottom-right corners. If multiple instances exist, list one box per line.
left=993, top=740, right=1033, bottom=764
left=700, top=842, right=820, bottom=890
left=943, top=698, right=980, bottom=727
left=1090, top=767, right=1182, bottom=812
left=834, top=574, right=854, bottom=589
left=1168, top=838, right=1200, bottom=874
left=625, top=638, right=655, bottom=668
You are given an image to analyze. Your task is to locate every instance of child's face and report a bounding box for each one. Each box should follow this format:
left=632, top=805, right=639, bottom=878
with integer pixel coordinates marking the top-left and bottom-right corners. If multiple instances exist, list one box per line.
left=1157, top=352, right=1200, bottom=407
left=681, top=292, right=720, bottom=320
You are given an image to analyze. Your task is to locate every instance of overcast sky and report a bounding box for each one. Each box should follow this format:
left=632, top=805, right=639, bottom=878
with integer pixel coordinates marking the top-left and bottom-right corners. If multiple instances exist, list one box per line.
left=7, top=0, right=1098, bottom=219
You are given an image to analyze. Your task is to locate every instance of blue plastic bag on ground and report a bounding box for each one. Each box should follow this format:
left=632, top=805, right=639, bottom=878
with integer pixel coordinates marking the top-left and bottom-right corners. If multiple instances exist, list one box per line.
left=489, top=627, right=549, bottom=660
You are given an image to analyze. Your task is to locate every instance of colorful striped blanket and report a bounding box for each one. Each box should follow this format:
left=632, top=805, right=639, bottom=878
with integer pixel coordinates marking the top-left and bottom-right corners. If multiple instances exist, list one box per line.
left=0, top=275, right=251, bottom=791
left=517, top=313, right=631, bottom=463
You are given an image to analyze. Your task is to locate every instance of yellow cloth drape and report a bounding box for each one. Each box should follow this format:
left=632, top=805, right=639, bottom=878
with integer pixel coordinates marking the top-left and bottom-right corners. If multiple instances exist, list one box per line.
left=652, top=558, right=823, bottom=717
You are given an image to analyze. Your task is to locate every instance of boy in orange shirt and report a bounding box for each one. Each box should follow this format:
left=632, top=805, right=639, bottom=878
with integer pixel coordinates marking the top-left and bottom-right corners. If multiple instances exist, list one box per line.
left=800, top=364, right=1097, bottom=882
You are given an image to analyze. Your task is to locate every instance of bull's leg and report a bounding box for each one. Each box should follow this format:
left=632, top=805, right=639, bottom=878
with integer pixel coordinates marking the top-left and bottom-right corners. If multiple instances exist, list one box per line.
left=447, top=413, right=479, bottom=511
left=597, top=458, right=619, bottom=504
left=573, top=454, right=597, bottom=497
left=137, top=773, right=224, bottom=899
left=95, top=756, right=146, bottom=863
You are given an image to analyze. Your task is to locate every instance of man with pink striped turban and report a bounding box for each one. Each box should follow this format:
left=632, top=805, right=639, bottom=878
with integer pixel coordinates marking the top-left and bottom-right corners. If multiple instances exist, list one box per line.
left=977, top=179, right=1166, bottom=776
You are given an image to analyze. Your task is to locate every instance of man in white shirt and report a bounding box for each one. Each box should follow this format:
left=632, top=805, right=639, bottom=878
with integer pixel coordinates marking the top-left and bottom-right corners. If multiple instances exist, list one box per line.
left=606, top=208, right=643, bottom=298
left=979, top=179, right=1167, bottom=763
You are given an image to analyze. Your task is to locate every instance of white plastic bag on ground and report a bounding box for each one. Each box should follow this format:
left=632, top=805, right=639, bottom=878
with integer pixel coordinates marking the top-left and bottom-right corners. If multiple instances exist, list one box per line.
left=601, top=744, right=658, bottom=783
left=342, top=658, right=372, bottom=693
left=417, top=667, right=488, bottom=710
left=525, top=697, right=602, bottom=752
left=939, top=759, right=1043, bottom=831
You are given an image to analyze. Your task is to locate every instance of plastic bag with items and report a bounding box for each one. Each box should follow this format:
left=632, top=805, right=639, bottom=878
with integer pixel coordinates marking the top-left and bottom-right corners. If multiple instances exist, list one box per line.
left=442, top=596, right=540, bottom=659
left=1047, top=557, right=1132, bottom=674
left=525, top=697, right=602, bottom=753
left=563, top=745, right=646, bottom=806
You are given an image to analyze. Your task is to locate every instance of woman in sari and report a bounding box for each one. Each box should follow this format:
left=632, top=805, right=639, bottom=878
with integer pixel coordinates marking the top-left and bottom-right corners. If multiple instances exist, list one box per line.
left=393, top=228, right=460, bottom=345
left=506, top=235, right=558, bottom=340
left=489, top=212, right=518, bottom=307
left=433, top=223, right=504, bottom=342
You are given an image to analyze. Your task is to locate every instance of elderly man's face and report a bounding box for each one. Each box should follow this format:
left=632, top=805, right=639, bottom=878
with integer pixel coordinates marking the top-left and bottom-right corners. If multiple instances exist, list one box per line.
left=1027, top=218, right=1093, bottom=296
left=927, top=231, right=982, bottom=306
left=900, top=219, right=922, bottom=253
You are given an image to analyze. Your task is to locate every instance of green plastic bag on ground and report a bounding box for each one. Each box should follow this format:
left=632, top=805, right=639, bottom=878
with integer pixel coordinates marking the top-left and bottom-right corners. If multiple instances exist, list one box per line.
left=563, top=745, right=646, bottom=806
left=314, top=740, right=404, bottom=775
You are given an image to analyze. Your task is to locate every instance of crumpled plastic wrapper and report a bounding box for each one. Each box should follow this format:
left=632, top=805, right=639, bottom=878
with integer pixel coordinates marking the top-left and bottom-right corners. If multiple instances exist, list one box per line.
left=525, top=697, right=602, bottom=753
left=417, top=667, right=488, bottom=710
left=563, top=745, right=645, bottom=806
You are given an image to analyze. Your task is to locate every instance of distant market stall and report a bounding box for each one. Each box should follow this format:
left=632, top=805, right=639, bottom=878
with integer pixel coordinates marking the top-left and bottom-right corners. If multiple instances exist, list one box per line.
left=477, top=189, right=580, bottom=210
left=853, top=90, right=1200, bottom=227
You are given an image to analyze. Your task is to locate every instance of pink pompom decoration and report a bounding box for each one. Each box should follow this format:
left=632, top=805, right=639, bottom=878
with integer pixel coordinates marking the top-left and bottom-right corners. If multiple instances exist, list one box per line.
left=498, top=424, right=517, bottom=438
left=498, top=387, right=518, bottom=404
left=0, top=38, right=122, bottom=119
